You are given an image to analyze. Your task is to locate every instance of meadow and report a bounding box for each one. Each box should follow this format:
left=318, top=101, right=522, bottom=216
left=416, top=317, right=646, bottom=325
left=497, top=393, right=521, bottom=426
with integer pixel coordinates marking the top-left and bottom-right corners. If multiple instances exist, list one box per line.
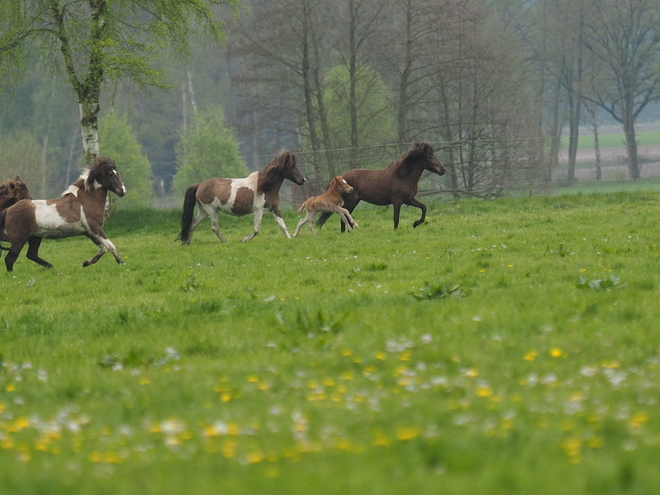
left=1, top=192, right=660, bottom=494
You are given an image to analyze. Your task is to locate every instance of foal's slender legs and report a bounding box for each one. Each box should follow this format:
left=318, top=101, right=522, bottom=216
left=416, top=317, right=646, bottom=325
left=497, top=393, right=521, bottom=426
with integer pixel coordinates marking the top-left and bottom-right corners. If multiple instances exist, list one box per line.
left=293, top=212, right=315, bottom=237
left=339, top=199, right=359, bottom=233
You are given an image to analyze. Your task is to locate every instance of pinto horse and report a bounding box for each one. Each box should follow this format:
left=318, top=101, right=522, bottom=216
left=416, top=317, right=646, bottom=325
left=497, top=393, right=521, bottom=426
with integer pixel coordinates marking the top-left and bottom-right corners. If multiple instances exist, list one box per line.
left=177, top=150, right=305, bottom=244
left=316, top=142, right=445, bottom=231
left=294, top=176, right=358, bottom=236
left=0, top=156, right=126, bottom=271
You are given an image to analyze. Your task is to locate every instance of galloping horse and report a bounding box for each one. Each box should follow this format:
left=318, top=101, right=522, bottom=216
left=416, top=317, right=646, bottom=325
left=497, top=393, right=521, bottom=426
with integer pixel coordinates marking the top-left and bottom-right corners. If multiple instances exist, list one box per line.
left=0, top=156, right=126, bottom=271
left=177, top=150, right=306, bottom=244
left=316, top=142, right=445, bottom=231
left=294, top=176, right=358, bottom=236
left=0, top=176, right=32, bottom=253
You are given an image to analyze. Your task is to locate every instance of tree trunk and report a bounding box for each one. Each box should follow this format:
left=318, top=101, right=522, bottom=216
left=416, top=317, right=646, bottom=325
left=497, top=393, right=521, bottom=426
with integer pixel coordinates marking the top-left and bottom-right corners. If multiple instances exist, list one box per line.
left=348, top=0, right=359, bottom=167
left=587, top=103, right=601, bottom=180
left=397, top=0, right=413, bottom=144
left=623, top=114, right=640, bottom=179
left=301, top=0, right=323, bottom=181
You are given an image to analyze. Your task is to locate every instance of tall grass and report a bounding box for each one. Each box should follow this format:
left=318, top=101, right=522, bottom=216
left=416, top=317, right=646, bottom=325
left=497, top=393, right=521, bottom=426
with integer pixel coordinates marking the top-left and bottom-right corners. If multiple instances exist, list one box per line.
left=2, top=194, right=660, bottom=494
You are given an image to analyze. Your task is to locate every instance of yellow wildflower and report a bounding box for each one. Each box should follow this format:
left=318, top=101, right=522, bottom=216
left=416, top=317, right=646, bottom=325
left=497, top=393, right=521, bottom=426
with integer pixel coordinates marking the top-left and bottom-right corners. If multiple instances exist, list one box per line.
left=396, top=427, right=420, bottom=441
left=523, top=350, right=538, bottom=361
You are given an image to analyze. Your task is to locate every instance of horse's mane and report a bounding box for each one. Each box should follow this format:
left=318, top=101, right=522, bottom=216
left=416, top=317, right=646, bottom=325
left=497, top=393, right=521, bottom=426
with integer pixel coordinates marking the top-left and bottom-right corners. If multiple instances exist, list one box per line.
left=0, top=176, right=31, bottom=209
left=258, top=151, right=295, bottom=192
left=387, top=142, right=433, bottom=178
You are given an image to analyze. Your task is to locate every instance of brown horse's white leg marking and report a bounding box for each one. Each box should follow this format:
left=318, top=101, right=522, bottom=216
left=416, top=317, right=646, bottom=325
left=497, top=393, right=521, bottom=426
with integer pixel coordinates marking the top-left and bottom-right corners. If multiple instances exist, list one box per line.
left=241, top=207, right=264, bottom=242
left=83, top=232, right=123, bottom=267
left=272, top=207, right=292, bottom=239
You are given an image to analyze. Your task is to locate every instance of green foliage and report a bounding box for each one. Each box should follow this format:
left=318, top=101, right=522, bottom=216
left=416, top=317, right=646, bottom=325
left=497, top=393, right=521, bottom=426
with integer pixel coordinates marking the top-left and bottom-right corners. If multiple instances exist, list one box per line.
left=172, top=106, right=248, bottom=196
left=99, top=112, right=153, bottom=208
left=0, top=130, right=44, bottom=190
left=576, top=274, right=622, bottom=291
left=323, top=64, right=395, bottom=151
left=411, top=282, right=468, bottom=301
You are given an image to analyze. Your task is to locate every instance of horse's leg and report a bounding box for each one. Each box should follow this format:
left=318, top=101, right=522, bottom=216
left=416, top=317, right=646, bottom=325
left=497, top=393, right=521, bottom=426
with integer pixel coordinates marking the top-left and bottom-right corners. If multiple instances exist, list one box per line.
left=83, top=231, right=124, bottom=267
left=340, top=199, right=359, bottom=233
left=406, top=197, right=427, bottom=228
left=306, top=212, right=317, bottom=235
left=25, top=237, right=52, bottom=268
left=335, top=207, right=355, bottom=232
left=271, top=206, right=292, bottom=239
left=182, top=209, right=208, bottom=245
left=293, top=213, right=310, bottom=237
left=241, top=208, right=264, bottom=242
left=208, top=209, right=227, bottom=243
left=392, top=200, right=404, bottom=229
left=4, top=239, right=27, bottom=272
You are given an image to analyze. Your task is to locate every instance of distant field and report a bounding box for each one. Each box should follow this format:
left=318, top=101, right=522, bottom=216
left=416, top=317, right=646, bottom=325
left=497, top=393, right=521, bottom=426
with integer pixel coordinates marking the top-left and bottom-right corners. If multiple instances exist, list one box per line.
left=560, top=129, right=660, bottom=150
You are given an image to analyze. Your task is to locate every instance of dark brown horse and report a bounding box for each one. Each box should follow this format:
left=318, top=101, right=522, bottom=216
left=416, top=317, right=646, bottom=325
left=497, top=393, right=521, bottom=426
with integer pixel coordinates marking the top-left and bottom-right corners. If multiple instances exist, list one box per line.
left=177, top=150, right=306, bottom=244
left=0, top=176, right=32, bottom=253
left=317, top=142, right=445, bottom=231
left=0, top=156, right=126, bottom=271
left=0, top=176, right=32, bottom=211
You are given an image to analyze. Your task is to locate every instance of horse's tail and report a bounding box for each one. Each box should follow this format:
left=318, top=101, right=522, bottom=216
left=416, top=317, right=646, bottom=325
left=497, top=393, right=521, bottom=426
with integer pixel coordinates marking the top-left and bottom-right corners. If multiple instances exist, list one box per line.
left=315, top=211, right=333, bottom=228
left=297, top=202, right=306, bottom=215
left=176, top=184, right=200, bottom=244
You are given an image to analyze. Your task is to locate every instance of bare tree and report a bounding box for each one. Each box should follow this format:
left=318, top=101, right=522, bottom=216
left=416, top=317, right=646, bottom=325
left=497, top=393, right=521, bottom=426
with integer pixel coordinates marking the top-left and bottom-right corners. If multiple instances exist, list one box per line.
left=584, top=0, right=660, bottom=179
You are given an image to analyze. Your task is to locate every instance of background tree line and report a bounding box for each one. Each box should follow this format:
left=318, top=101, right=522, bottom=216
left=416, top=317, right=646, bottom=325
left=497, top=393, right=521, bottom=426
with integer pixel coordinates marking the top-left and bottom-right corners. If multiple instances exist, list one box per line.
left=1, top=0, right=660, bottom=205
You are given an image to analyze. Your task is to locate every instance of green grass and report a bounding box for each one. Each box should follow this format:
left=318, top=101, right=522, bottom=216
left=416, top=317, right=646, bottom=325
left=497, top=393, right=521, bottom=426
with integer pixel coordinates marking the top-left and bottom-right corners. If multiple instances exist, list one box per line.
left=2, top=195, right=660, bottom=494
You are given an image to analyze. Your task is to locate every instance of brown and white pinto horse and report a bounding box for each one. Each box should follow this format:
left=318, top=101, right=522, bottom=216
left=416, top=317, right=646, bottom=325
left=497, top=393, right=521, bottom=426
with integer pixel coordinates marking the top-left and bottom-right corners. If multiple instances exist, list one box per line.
left=177, top=150, right=306, bottom=244
left=0, top=156, right=126, bottom=271
left=294, top=176, right=358, bottom=236
left=316, top=142, right=445, bottom=231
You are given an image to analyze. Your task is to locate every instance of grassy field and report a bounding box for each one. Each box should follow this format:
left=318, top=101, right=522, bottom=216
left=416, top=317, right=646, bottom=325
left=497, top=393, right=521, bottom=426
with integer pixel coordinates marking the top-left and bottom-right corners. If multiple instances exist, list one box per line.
left=560, top=129, right=660, bottom=150
left=2, top=193, right=660, bottom=494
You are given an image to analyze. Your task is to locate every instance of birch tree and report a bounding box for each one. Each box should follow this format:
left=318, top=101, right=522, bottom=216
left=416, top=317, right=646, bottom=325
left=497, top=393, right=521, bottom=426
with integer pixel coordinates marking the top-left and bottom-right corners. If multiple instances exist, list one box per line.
left=0, top=0, right=235, bottom=165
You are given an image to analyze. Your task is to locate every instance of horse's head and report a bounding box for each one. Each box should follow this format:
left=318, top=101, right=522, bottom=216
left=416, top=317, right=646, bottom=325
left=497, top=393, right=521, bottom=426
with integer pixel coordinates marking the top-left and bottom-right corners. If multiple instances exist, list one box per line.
left=334, top=176, right=353, bottom=194
left=279, top=151, right=306, bottom=186
left=86, top=156, right=126, bottom=197
left=417, top=142, right=446, bottom=176
left=0, top=176, right=32, bottom=209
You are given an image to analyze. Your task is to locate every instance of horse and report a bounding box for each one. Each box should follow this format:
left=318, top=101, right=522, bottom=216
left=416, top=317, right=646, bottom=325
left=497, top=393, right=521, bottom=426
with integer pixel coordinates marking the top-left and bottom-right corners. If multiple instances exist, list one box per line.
left=0, top=176, right=32, bottom=253
left=0, top=156, right=126, bottom=272
left=0, top=176, right=32, bottom=211
left=177, top=150, right=306, bottom=244
left=316, top=142, right=445, bottom=231
left=293, top=176, right=358, bottom=236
